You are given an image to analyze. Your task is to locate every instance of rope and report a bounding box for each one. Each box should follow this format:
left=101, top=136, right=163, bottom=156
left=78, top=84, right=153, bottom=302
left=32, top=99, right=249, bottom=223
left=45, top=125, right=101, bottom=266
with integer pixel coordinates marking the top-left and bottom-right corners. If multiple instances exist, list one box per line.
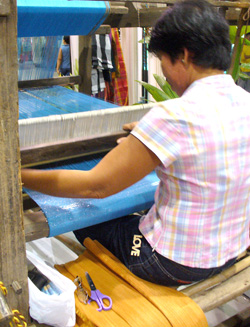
left=243, top=6, right=250, bottom=22
left=12, top=310, right=27, bottom=327
left=0, top=281, right=27, bottom=327
left=0, top=281, right=8, bottom=296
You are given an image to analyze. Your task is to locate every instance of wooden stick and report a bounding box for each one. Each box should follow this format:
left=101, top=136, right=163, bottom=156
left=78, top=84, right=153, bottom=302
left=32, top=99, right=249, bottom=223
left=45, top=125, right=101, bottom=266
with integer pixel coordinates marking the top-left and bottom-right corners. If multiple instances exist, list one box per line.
left=0, top=1, right=10, bottom=16
left=228, top=7, right=248, bottom=75
left=21, top=132, right=128, bottom=167
left=18, top=76, right=81, bottom=89
left=83, top=238, right=208, bottom=327
left=191, top=266, right=250, bottom=312
left=24, top=210, right=49, bottom=242
left=0, top=0, right=29, bottom=320
left=55, top=235, right=85, bottom=256
left=101, top=0, right=250, bottom=8
left=182, top=254, right=250, bottom=297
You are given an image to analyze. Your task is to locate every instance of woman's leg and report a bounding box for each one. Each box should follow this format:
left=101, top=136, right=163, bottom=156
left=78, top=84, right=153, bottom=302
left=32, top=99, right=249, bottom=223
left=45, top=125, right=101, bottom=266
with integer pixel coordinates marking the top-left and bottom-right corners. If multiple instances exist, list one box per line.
left=74, top=215, right=237, bottom=286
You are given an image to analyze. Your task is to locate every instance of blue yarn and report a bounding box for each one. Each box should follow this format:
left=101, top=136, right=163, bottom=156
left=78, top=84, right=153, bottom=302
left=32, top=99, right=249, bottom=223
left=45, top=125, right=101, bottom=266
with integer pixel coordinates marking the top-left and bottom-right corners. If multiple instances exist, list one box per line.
left=18, top=36, right=63, bottom=81
left=24, top=154, right=159, bottom=237
left=17, top=1, right=110, bottom=37
left=19, top=86, right=118, bottom=119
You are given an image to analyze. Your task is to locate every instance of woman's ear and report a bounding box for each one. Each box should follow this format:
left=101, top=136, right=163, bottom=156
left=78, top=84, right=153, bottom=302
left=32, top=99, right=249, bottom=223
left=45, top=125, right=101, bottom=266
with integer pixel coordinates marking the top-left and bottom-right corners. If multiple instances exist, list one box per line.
left=180, top=48, right=193, bottom=67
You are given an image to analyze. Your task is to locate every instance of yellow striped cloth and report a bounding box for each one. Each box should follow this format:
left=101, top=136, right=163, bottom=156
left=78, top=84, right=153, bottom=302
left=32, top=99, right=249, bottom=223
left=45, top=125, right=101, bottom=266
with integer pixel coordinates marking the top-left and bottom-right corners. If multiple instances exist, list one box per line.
left=55, top=238, right=208, bottom=327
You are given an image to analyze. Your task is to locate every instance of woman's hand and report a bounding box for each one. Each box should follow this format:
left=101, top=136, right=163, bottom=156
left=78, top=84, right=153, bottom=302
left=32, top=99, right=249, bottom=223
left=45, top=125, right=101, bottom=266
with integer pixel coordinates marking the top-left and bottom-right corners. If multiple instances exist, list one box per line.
left=117, top=121, right=138, bottom=144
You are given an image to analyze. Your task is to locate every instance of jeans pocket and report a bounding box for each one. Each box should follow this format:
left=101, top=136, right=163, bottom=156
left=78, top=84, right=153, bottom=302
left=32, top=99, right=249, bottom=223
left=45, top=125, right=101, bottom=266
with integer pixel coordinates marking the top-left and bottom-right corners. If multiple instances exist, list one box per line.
left=129, top=253, right=185, bottom=286
left=129, top=254, right=157, bottom=283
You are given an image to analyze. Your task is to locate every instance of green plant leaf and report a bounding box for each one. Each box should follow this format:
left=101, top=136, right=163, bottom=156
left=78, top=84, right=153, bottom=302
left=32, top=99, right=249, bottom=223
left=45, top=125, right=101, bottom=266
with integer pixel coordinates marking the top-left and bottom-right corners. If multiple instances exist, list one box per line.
left=138, top=36, right=151, bottom=44
left=228, top=28, right=242, bottom=81
left=241, top=63, right=250, bottom=69
left=136, top=80, right=171, bottom=101
left=244, top=38, right=250, bottom=46
left=228, top=26, right=250, bottom=81
left=153, top=74, right=178, bottom=99
left=238, top=71, right=250, bottom=80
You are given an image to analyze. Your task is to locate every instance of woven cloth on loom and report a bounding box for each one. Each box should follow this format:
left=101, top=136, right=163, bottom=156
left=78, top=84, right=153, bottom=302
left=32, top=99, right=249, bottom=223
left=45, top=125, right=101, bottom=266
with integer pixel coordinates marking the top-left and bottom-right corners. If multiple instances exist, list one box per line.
left=19, top=86, right=118, bottom=119
left=17, top=0, right=110, bottom=37
left=18, top=86, right=120, bottom=147
left=55, top=238, right=208, bottom=327
left=24, top=154, right=159, bottom=237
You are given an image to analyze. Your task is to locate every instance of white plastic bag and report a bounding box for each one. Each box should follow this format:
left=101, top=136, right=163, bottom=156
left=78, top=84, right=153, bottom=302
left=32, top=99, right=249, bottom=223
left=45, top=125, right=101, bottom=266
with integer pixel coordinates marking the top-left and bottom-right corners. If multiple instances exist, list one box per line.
left=27, top=250, right=76, bottom=327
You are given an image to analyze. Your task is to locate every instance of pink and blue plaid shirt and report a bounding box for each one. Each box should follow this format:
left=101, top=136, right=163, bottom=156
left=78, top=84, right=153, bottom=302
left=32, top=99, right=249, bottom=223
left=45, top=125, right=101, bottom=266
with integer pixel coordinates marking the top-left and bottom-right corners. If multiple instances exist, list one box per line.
left=132, top=74, right=250, bottom=268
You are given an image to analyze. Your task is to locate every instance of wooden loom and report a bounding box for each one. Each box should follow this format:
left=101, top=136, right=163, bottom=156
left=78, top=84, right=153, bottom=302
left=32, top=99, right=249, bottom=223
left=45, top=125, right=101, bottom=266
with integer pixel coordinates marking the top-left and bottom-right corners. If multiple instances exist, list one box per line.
left=1, top=0, right=250, bottom=325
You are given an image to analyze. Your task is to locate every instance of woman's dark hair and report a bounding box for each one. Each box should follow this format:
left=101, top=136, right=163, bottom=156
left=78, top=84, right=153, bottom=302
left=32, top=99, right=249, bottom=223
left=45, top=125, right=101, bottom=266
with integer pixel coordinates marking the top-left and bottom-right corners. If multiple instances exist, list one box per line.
left=63, top=36, right=70, bottom=45
left=149, top=0, right=231, bottom=70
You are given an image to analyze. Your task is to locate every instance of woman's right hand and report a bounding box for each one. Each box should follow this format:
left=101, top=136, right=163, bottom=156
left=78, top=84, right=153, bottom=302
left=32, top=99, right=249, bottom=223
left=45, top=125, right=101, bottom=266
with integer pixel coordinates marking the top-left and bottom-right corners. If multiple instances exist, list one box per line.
left=117, top=121, right=138, bottom=144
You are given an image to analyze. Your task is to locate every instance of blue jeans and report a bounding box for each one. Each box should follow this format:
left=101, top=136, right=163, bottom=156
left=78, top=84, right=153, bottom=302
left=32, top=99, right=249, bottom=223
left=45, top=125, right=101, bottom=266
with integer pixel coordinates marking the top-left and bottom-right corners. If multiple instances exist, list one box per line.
left=60, top=68, right=70, bottom=76
left=73, top=214, right=237, bottom=286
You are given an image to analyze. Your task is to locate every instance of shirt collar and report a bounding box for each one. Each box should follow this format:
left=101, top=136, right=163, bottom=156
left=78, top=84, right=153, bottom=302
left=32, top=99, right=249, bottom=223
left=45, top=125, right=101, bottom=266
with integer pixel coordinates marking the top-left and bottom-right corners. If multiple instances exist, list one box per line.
left=183, top=74, right=234, bottom=96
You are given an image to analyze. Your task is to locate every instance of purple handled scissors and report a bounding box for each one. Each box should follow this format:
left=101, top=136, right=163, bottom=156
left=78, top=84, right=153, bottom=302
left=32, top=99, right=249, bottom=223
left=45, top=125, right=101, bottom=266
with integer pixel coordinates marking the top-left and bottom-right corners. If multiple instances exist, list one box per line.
left=85, top=272, right=112, bottom=311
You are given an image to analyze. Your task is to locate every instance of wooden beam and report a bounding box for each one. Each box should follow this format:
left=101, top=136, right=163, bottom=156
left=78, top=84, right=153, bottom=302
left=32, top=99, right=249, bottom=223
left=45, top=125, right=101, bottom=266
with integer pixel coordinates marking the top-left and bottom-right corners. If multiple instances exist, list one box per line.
left=228, top=7, right=248, bottom=75
left=21, top=131, right=128, bottom=167
left=191, top=266, right=250, bottom=312
left=105, top=2, right=167, bottom=28
left=107, top=0, right=250, bottom=8
left=24, top=210, right=49, bottom=242
left=182, top=254, right=250, bottom=297
left=109, top=4, right=129, bottom=14
left=55, top=235, right=85, bottom=256
left=226, top=7, right=241, bottom=22
left=18, top=75, right=82, bottom=89
left=0, top=0, right=29, bottom=321
left=78, top=35, right=92, bottom=95
left=0, top=1, right=10, bottom=16
left=105, top=2, right=249, bottom=28
left=96, top=24, right=112, bottom=35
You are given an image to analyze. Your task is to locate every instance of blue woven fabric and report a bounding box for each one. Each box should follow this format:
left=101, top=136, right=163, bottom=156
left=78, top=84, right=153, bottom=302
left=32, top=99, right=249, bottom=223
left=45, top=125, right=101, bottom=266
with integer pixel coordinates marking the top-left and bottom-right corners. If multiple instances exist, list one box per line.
left=24, top=155, right=159, bottom=237
left=17, top=0, right=110, bottom=37
left=19, top=86, right=118, bottom=119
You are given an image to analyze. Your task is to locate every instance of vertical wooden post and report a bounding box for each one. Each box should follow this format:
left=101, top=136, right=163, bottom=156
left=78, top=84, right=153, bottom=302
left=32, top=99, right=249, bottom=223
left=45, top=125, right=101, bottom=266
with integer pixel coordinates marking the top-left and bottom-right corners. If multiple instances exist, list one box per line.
left=78, top=35, right=92, bottom=95
left=0, top=0, right=29, bottom=321
left=228, top=8, right=248, bottom=76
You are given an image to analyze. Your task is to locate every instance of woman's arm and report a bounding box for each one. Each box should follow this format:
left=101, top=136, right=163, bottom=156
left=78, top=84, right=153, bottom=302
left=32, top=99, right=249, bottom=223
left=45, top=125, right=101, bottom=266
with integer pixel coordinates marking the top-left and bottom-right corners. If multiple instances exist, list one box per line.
left=56, top=48, right=62, bottom=74
left=21, top=134, right=160, bottom=198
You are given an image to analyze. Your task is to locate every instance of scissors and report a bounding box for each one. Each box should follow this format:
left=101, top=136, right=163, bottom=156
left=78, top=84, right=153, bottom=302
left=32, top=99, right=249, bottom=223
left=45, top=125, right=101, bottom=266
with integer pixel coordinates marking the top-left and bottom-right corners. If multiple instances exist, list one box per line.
left=85, top=272, right=112, bottom=312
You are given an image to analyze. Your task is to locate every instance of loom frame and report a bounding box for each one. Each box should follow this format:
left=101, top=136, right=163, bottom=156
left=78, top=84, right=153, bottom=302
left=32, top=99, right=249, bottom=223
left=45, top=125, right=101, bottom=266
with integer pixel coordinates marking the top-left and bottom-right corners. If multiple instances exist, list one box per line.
left=1, top=0, right=250, bottom=325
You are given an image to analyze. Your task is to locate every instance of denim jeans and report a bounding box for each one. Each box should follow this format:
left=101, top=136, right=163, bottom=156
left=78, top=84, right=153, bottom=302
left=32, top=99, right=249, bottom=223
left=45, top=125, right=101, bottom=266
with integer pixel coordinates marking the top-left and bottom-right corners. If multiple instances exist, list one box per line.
left=74, top=214, right=237, bottom=286
left=60, top=68, right=70, bottom=76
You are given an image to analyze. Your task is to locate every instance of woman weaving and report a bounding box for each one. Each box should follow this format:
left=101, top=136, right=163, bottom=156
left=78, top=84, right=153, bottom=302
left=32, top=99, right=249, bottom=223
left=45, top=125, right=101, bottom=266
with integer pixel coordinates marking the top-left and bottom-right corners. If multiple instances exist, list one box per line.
left=22, top=0, right=250, bottom=286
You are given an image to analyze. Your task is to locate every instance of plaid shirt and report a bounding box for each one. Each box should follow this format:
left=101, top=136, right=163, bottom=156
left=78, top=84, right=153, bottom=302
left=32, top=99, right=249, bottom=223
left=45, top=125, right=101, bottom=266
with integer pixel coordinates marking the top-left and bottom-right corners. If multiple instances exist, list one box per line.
left=132, top=74, right=250, bottom=268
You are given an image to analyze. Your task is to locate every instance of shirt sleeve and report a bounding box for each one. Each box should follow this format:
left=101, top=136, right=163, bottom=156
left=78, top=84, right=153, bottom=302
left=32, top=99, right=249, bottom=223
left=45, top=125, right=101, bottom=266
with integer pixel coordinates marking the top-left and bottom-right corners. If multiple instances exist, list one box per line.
left=131, top=101, right=183, bottom=167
